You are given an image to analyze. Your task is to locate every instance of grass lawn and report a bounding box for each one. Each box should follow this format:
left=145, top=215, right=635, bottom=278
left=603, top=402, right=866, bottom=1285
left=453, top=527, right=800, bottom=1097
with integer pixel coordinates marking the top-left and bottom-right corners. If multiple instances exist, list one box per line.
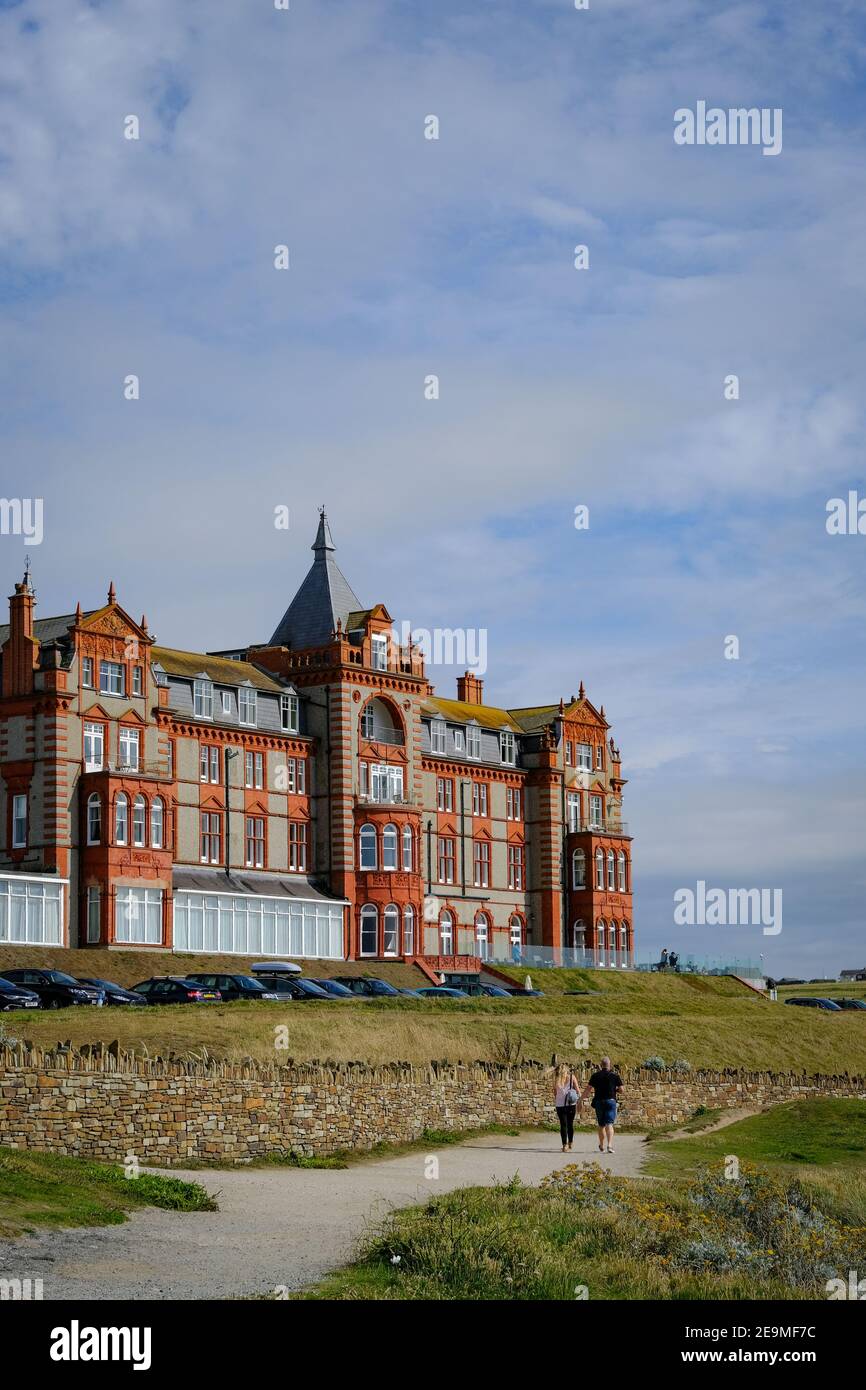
left=0, top=1146, right=216, bottom=1238
left=643, top=1097, right=866, bottom=1178
left=778, top=980, right=866, bottom=1002
left=299, top=1098, right=866, bottom=1301
left=2, top=962, right=866, bottom=1075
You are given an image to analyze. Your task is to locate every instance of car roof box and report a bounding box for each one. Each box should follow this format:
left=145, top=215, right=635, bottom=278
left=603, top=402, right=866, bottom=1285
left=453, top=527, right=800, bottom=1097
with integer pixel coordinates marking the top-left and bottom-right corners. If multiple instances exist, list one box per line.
left=250, top=961, right=302, bottom=975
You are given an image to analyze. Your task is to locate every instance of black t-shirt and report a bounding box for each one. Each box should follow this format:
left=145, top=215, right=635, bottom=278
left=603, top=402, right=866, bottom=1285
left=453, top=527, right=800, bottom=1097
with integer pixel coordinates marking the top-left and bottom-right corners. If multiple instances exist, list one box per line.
left=589, top=1070, right=622, bottom=1102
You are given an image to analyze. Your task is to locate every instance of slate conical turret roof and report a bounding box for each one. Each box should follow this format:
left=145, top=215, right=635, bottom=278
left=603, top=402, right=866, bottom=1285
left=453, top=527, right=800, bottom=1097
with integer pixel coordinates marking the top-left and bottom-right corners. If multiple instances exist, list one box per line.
left=269, top=510, right=363, bottom=649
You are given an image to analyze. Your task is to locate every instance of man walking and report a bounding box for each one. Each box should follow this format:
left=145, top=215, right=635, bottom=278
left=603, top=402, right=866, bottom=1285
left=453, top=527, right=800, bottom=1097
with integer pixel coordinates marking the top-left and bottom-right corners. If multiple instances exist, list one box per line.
left=581, top=1056, right=623, bottom=1154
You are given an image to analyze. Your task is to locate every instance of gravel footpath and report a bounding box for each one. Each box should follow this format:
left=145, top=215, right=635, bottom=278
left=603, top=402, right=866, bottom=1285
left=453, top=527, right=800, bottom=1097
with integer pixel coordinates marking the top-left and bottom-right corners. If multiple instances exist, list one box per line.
left=0, top=1130, right=648, bottom=1301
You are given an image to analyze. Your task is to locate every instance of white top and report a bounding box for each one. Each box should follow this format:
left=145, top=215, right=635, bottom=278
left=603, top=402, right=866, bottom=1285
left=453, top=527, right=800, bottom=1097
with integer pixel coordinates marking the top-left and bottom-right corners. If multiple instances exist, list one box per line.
left=555, top=1079, right=577, bottom=1106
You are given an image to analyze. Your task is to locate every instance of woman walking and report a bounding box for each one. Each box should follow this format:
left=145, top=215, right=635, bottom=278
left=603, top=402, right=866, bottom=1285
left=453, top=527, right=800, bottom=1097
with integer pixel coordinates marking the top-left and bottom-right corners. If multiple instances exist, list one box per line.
left=581, top=1056, right=622, bottom=1153
left=553, top=1063, right=579, bottom=1152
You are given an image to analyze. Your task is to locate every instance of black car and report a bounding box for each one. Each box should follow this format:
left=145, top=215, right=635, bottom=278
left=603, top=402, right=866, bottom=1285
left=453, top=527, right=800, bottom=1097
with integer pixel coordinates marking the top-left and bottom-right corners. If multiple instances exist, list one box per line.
left=0, top=976, right=41, bottom=1011
left=132, top=976, right=222, bottom=1004
left=835, top=998, right=866, bottom=1011
left=1, top=968, right=104, bottom=1009
left=77, top=977, right=143, bottom=1006
left=414, top=986, right=469, bottom=998
left=784, top=996, right=842, bottom=1011
left=252, top=974, right=332, bottom=1001
left=448, top=981, right=510, bottom=998
left=306, top=978, right=356, bottom=999
left=503, top=986, right=545, bottom=998
left=184, top=972, right=281, bottom=1002
left=331, top=976, right=402, bottom=998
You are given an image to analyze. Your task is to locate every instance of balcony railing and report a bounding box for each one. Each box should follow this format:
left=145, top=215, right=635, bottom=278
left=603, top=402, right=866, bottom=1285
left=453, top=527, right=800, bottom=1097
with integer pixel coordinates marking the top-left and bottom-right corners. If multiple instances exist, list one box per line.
left=356, top=791, right=411, bottom=807
left=360, top=723, right=405, bottom=746
left=84, top=761, right=173, bottom=779
left=567, top=819, right=630, bottom=837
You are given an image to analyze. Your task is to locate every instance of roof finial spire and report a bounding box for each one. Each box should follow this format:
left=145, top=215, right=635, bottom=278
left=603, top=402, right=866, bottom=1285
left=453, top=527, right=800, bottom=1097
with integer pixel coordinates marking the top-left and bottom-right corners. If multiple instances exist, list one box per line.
left=578, top=680, right=585, bottom=700
left=108, top=580, right=116, bottom=605
left=312, top=508, right=335, bottom=554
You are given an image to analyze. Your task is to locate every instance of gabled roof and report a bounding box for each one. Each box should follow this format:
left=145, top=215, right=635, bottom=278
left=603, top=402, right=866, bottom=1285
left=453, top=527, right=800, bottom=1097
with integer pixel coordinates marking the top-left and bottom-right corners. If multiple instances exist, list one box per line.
left=151, top=645, right=286, bottom=693
left=0, top=613, right=91, bottom=647
left=509, top=696, right=608, bottom=731
left=269, top=511, right=363, bottom=649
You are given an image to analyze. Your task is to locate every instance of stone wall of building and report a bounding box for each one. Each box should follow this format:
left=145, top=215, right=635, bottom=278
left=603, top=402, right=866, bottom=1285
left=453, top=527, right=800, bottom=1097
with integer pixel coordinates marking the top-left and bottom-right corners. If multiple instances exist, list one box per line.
left=1, top=1044, right=864, bottom=1165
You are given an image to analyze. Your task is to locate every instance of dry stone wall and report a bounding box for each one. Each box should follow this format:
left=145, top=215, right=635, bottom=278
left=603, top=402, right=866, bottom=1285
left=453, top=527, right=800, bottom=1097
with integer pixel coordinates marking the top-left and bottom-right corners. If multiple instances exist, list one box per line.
left=1, top=1043, right=864, bottom=1165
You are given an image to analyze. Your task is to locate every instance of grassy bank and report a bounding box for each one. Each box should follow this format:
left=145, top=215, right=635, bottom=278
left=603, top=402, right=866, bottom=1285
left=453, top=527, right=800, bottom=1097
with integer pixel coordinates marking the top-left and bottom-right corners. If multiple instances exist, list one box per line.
left=2, top=968, right=866, bottom=1074
left=644, top=1097, right=866, bottom=1178
left=0, top=1146, right=216, bottom=1238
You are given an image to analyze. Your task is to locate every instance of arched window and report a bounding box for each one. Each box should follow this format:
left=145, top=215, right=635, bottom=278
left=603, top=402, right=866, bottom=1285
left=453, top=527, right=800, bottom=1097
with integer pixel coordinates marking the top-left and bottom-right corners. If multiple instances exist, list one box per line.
left=572, top=921, right=585, bottom=952
left=133, top=795, right=146, bottom=847
left=402, top=824, right=413, bottom=872
left=382, top=823, right=398, bottom=870
left=383, top=904, right=399, bottom=955
left=402, top=904, right=415, bottom=955
left=439, top=910, right=453, bottom=956
left=151, top=797, right=164, bottom=849
left=509, top=914, right=523, bottom=952
left=572, top=848, right=585, bottom=889
left=359, top=823, right=377, bottom=870
left=595, top=848, right=604, bottom=889
left=597, top=920, right=606, bottom=961
left=475, top=912, right=489, bottom=961
left=360, top=697, right=403, bottom=745
left=617, top=850, right=627, bottom=892
left=86, top=793, right=102, bottom=845
left=620, top=921, right=629, bottom=956
left=115, top=793, right=128, bottom=845
left=360, top=904, right=378, bottom=956
left=607, top=849, right=615, bottom=890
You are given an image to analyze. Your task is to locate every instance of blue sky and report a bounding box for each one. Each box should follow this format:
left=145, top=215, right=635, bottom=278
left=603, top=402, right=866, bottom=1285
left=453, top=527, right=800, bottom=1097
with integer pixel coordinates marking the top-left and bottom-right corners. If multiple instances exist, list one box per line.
left=1, top=0, right=865, bottom=974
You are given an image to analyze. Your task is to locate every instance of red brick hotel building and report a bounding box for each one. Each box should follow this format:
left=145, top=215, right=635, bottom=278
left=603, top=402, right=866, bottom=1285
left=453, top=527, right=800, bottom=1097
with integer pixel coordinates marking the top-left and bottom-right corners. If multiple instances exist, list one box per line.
left=0, top=513, right=633, bottom=971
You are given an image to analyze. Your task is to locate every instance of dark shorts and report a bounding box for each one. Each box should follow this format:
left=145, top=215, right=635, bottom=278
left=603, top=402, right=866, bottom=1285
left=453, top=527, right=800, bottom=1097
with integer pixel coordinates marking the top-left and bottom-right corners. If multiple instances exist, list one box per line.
left=593, top=1098, right=617, bottom=1126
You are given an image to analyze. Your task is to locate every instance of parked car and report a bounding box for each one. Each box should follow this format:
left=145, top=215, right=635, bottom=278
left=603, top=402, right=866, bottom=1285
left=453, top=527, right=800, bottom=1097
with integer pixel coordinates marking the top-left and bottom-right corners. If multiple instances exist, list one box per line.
left=306, top=978, right=357, bottom=998
left=132, top=977, right=222, bottom=1004
left=835, top=998, right=866, bottom=1011
left=398, top=988, right=424, bottom=997
left=250, top=961, right=302, bottom=977
left=448, top=981, right=510, bottom=998
left=1, top=968, right=104, bottom=1009
left=414, top=986, right=469, bottom=999
left=331, top=977, right=403, bottom=998
left=77, top=977, right=143, bottom=1006
left=784, top=997, right=842, bottom=1011
left=251, top=974, right=333, bottom=1001
left=0, top=976, right=41, bottom=1011
left=503, top=986, right=545, bottom=998
left=185, top=973, right=281, bottom=1001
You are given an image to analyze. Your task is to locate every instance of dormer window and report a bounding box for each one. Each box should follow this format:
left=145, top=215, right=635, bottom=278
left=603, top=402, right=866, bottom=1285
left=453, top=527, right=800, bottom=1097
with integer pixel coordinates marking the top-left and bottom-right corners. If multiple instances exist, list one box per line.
left=500, top=730, right=516, bottom=765
left=371, top=633, right=388, bottom=671
left=194, top=678, right=213, bottom=719
left=467, top=724, right=481, bottom=759
left=453, top=729, right=465, bottom=753
left=238, top=685, right=257, bottom=726
left=281, top=692, right=299, bottom=732
left=430, top=717, right=446, bottom=754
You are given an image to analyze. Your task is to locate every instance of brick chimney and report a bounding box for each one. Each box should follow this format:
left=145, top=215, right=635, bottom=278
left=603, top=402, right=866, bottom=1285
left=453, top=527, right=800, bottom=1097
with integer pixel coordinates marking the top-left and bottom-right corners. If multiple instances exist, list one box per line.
left=456, top=671, right=484, bottom=705
left=2, top=564, right=37, bottom=696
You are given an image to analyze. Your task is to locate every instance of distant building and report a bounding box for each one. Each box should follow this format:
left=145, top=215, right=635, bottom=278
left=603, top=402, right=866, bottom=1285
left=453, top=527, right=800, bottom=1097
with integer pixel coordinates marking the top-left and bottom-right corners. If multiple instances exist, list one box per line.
left=840, top=968, right=866, bottom=981
left=0, top=513, right=634, bottom=969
